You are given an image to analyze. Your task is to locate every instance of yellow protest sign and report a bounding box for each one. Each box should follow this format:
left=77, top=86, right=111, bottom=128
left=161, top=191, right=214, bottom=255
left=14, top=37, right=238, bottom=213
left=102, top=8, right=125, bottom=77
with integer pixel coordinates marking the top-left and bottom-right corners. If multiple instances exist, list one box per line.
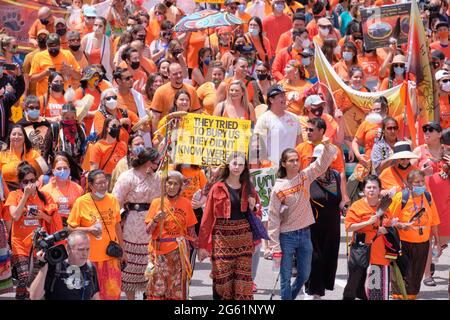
left=174, top=113, right=251, bottom=166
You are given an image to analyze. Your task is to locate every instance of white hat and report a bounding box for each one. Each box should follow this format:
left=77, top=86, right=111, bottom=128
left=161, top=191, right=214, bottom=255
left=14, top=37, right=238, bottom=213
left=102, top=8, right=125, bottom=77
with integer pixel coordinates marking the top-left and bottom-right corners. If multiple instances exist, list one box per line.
left=388, top=141, right=419, bottom=160
left=304, top=94, right=325, bottom=107
left=435, top=70, right=450, bottom=81
left=83, top=6, right=97, bottom=17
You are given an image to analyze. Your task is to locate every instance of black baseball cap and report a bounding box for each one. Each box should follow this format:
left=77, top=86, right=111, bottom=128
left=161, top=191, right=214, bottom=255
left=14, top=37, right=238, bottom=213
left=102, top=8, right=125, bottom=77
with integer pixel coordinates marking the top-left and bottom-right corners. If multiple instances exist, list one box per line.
left=267, top=84, right=285, bottom=99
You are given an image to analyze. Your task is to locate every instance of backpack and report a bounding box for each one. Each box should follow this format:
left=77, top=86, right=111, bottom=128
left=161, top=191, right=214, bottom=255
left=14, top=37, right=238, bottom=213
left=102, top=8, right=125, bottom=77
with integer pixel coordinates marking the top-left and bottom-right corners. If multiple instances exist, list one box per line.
left=401, top=189, right=432, bottom=210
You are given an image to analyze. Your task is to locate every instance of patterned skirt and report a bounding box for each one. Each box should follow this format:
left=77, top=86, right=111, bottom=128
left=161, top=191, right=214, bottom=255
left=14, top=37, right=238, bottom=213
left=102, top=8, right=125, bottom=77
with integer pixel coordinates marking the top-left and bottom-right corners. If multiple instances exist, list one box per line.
left=0, top=220, right=12, bottom=295
left=211, top=218, right=254, bottom=300
left=11, top=254, right=40, bottom=300
left=122, top=210, right=150, bottom=292
left=146, top=248, right=188, bottom=300
left=93, top=259, right=122, bottom=300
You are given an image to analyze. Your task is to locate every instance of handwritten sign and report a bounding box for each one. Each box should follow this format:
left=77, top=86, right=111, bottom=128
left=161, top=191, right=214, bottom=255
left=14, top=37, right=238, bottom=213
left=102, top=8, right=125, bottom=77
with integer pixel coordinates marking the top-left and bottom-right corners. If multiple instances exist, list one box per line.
left=174, top=113, right=251, bottom=166
left=250, top=167, right=277, bottom=222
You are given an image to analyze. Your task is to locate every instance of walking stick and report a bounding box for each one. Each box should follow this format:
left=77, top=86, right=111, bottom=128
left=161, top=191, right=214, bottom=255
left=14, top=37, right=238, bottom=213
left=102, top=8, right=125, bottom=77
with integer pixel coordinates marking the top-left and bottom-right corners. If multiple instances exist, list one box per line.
left=269, top=272, right=280, bottom=300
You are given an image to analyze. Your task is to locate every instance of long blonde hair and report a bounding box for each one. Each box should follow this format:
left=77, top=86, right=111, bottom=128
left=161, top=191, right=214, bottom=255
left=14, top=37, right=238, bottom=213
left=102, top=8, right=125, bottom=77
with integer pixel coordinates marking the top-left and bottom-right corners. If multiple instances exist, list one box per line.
left=225, top=80, right=250, bottom=116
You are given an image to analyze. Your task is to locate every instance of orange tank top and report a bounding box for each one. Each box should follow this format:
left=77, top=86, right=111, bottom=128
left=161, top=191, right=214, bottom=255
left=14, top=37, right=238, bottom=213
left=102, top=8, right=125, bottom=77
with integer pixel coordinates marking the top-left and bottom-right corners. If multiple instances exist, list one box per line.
left=89, top=46, right=102, bottom=65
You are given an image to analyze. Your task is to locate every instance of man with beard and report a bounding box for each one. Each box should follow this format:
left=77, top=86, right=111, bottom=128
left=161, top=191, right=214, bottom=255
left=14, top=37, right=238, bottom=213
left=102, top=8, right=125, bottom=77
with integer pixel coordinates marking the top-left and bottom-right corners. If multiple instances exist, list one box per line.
left=66, top=31, right=88, bottom=69
left=29, top=33, right=81, bottom=98
left=298, top=94, right=344, bottom=145
left=23, top=29, right=49, bottom=96
left=28, top=7, right=55, bottom=48
left=150, top=62, right=202, bottom=133
left=17, top=95, right=53, bottom=163
left=379, top=141, right=420, bottom=193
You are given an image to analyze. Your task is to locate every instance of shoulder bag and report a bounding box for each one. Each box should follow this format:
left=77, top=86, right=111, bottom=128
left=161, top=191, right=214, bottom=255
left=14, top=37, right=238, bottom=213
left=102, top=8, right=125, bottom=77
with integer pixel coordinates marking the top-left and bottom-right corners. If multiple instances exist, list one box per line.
left=91, top=195, right=123, bottom=259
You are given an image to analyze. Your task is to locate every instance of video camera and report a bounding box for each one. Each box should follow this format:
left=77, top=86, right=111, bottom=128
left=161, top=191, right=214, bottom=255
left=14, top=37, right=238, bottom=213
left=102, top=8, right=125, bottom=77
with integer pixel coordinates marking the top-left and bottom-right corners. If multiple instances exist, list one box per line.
left=33, top=227, right=69, bottom=265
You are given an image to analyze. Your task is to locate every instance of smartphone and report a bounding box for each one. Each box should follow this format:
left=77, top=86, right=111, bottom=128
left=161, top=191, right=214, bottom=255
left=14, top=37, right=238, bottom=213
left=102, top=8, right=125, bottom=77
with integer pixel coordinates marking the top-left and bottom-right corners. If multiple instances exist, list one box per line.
left=3, top=63, right=16, bottom=71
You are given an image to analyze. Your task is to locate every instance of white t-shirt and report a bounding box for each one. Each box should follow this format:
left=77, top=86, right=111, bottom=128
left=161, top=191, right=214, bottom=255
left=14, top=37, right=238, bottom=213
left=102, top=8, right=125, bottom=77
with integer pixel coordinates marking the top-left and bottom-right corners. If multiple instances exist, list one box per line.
left=254, top=110, right=302, bottom=165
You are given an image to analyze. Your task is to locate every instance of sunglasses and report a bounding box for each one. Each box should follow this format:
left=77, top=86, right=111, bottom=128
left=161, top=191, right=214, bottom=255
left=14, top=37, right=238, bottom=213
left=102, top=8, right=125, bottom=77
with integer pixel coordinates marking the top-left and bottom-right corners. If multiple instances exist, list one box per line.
left=392, top=64, right=404, bottom=68
left=422, top=126, right=437, bottom=133
left=385, top=126, right=398, bottom=131
left=105, top=95, right=117, bottom=101
left=85, top=16, right=96, bottom=20
left=306, top=128, right=316, bottom=133
left=319, top=25, right=332, bottom=30
left=22, top=178, right=37, bottom=185
left=161, top=32, right=171, bottom=37
left=441, top=78, right=450, bottom=83
left=27, top=105, right=40, bottom=110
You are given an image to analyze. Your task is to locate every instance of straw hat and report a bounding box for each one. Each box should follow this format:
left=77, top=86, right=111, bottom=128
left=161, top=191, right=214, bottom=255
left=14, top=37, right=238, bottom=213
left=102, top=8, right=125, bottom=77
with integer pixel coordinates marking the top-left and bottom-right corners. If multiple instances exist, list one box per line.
left=74, top=94, right=94, bottom=122
left=388, top=141, right=419, bottom=160
left=392, top=55, right=406, bottom=65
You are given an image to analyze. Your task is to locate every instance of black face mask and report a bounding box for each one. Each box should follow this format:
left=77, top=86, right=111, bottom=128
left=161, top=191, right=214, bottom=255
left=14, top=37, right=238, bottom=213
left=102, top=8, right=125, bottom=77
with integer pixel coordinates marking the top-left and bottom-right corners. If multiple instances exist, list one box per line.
left=69, top=44, right=81, bottom=52
left=398, top=162, right=411, bottom=170
left=257, top=73, right=268, bottom=81
left=130, top=61, right=140, bottom=70
left=56, top=28, right=67, bottom=36
left=48, top=47, right=60, bottom=57
left=37, top=38, right=47, bottom=50
left=109, top=126, right=120, bottom=138
left=51, top=83, right=64, bottom=92
left=311, top=107, right=324, bottom=117
left=40, top=18, right=49, bottom=25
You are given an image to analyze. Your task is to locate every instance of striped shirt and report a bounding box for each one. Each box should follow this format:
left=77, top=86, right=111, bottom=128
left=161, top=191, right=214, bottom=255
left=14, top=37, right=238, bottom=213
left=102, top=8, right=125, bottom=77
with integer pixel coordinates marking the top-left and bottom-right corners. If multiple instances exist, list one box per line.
left=268, top=144, right=337, bottom=252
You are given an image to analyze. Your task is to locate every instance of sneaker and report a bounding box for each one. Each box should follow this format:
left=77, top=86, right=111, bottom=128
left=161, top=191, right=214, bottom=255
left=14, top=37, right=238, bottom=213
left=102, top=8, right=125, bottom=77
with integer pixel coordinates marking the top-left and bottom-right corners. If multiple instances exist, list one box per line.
left=304, top=292, right=314, bottom=300
left=252, top=282, right=257, bottom=293
left=423, top=277, right=437, bottom=287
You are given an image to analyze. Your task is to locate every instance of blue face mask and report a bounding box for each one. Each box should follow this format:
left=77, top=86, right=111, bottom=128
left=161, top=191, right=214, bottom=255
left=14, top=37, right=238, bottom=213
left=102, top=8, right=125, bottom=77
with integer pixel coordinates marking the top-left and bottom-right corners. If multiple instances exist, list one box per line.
left=132, top=145, right=145, bottom=156
left=53, top=168, right=70, bottom=180
left=274, top=3, right=284, bottom=12
left=203, top=57, right=211, bottom=66
left=394, top=66, right=405, bottom=75
left=238, top=4, right=245, bottom=12
left=27, top=109, right=40, bottom=119
left=94, top=191, right=106, bottom=199
left=412, top=186, right=427, bottom=196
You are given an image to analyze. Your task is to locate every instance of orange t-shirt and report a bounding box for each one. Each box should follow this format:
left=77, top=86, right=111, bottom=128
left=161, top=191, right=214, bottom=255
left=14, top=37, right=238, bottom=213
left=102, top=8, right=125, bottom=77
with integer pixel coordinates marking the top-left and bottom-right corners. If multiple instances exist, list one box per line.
left=146, top=19, right=160, bottom=46
left=39, top=94, right=66, bottom=119
left=90, top=140, right=128, bottom=175
left=117, top=90, right=139, bottom=115
left=430, top=41, right=450, bottom=61
left=145, top=197, right=197, bottom=255
left=93, top=108, right=139, bottom=144
left=197, top=82, right=217, bottom=115
left=187, top=31, right=207, bottom=70
left=355, top=120, right=381, bottom=156
left=75, top=80, right=112, bottom=134
left=275, top=29, right=293, bottom=55
left=379, top=165, right=419, bottom=192
left=67, top=193, right=121, bottom=262
left=298, top=114, right=338, bottom=143
left=439, top=94, right=450, bottom=130
left=358, top=54, right=382, bottom=87
left=5, top=189, right=57, bottom=256
left=245, top=34, right=273, bottom=63
left=295, top=141, right=345, bottom=172
left=333, top=61, right=360, bottom=83
left=40, top=179, right=84, bottom=219
left=0, top=149, right=44, bottom=185
left=345, top=198, right=392, bottom=265
left=278, top=79, right=313, bottom=116
left=379, top=77, right=404, bottom=91
left=140, top=56, right=157, bottom=75
left=389, top=191, right=440, bottom=243
left=150, top=82, right=202, bottom=117
left=172, top=165, right=207, bottom=201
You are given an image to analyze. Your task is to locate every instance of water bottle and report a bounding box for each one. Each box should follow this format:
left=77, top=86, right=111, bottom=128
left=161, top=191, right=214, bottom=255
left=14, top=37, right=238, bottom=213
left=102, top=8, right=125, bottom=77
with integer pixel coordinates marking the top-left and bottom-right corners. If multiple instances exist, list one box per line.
left=94, top=219, right=102, bottom=240
left=272, top=252, right=282, bottom=273
left=432, top=245, right=439, bottom=263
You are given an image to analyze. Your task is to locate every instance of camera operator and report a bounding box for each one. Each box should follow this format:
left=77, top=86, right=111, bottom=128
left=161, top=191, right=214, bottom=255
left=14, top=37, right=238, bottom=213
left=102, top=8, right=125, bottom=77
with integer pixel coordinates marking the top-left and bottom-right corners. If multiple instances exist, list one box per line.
left=29, top=231, right=100, bottom=300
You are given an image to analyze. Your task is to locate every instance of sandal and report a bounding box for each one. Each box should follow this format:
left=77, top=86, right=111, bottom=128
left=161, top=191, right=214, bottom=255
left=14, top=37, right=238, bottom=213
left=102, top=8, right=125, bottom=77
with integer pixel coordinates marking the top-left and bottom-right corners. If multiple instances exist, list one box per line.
left=264, top=249, right=273, bottom=260
left=423, top=277, right=437, bottom=287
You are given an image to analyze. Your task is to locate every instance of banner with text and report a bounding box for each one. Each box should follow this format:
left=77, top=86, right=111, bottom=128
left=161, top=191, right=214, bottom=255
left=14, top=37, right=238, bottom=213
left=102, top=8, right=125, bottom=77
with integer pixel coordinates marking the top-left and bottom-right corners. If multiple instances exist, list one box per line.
left=250, top=167, right=277, bottom=222
left=360, top=3, right=411, bottom=51
left=175, top=113, right=251, bottom=166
